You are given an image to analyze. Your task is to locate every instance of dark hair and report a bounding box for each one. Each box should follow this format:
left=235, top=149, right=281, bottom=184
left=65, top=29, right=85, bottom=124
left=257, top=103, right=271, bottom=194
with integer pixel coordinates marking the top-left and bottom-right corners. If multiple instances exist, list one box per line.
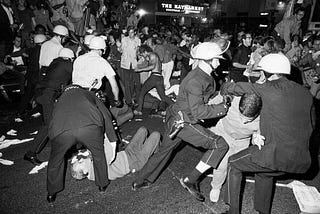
left=294, top=7, right=305, bottom=15
left=239, top=93, right=262, bottom=118
left=241, top=32, right=252, bottom=41
left=139, top=44, right=153, bottom=54
left=35, top=24, right=46, bottom=34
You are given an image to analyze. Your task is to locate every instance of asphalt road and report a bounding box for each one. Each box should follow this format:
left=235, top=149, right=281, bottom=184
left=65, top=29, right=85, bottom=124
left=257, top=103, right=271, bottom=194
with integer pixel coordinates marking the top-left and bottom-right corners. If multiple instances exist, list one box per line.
left=0, top=96, right=319, bottom=214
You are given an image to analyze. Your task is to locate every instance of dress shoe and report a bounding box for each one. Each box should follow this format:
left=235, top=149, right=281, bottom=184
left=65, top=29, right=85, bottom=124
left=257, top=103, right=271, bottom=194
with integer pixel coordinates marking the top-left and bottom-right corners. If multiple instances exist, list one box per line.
left=132, top=180, right=151, bottom=191
left=179, top=177, right=205, bottom=202
left=98, top=186, right=108, bottom=193
left=24, top=153, right=43, bottom=165
left=47, top=194, right=56, bottom=203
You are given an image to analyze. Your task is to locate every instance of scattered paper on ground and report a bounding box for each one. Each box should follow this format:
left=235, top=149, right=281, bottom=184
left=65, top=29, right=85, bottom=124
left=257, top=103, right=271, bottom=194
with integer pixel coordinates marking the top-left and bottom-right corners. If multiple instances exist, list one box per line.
left=31, top=112, right=41, bottom=118
left=6, top=129, right=17, bottom=136
left=30, top=131, right=38, bottom=135
left=0, top=135, right=5, bottom=142
left=0, top=138, right=34, bottom=150
left=14, top=118, right=23, bottom=123
left=29, top=161, right=48, bottom=174
left=0, top=158, right=14, bottom=165
left=134, top=119, right=143, bottom=122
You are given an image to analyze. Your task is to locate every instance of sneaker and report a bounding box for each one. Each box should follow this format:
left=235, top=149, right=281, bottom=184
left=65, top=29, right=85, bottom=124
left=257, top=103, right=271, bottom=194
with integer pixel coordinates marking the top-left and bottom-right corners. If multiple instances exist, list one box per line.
left=132, top=180, right=151, bottom=191
left=179, top=177, right=205, bottom=202
left=209, top=188, right=220, bottom=203
left=133, top=110, right=142, bottom=116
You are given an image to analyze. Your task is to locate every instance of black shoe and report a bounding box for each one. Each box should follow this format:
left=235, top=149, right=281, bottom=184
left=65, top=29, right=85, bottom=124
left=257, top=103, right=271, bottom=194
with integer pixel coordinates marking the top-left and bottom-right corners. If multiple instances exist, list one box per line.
left=24, top=153, right=43, bottom=165
left=132, top=180, right=151, bottom=191
left=98, top=186, right=108, bottom=193
left=179, top=177, right=205, bottom=202
left=47, top=193, right=56, bottom=203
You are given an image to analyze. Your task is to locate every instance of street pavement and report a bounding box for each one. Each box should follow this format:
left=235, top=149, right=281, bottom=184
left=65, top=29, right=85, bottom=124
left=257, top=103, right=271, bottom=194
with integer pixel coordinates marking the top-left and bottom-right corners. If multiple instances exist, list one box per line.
left=0, top=96, right=319, bottom=214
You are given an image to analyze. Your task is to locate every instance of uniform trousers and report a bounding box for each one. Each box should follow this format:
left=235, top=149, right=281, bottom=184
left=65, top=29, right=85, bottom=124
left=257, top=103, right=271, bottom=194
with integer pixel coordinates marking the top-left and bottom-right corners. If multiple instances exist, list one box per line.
left=224, top=146, right=284, bottom=214
left=47, top=125, right=109, bottom=194
left=135, top=110, right=228, bottom=184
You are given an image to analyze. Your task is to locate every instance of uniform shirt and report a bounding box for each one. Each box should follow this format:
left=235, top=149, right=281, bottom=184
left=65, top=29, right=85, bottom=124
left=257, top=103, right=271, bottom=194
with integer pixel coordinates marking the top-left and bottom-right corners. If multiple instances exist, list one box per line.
left=221, top=78, right=313, bottom=173
left=72, top=51, right=116, bottom=89
left=40, top=57, right=73, bottom=90
left=120, top=36, right=141, bottom=69
left=39, top=36, right=63, bottom=67
left=49, top=87, right=117, bottom=142
left=172, top=66, right=227, bottom=124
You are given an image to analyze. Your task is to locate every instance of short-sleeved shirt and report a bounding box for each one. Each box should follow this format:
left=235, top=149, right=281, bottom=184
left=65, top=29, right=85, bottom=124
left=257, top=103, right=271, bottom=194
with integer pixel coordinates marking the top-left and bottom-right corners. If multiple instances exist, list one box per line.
left=120, top=36, right=141, bottom=69
left=39, top=37, right=63, bottom=67
left=72, top=51, right=116, bottom=89
left=232, top=44, right=252, bottom=70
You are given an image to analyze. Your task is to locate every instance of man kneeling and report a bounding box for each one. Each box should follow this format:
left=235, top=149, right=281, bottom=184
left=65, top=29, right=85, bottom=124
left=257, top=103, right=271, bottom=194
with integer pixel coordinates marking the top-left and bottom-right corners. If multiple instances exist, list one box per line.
left=71, top=127, right=160, bottom=181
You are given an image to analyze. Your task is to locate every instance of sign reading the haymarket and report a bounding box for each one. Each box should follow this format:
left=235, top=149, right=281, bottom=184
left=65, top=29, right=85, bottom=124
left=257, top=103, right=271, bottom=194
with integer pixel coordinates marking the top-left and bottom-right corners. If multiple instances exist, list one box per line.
left=159, top=3, right=205, bottom=14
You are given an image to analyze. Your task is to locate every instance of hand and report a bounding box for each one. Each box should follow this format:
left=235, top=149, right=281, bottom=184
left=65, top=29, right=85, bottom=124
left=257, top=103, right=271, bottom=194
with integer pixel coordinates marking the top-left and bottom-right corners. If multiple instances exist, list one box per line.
left=114, top=99, right=123, bottom=108
left=252, top=132, right=265, bottom=150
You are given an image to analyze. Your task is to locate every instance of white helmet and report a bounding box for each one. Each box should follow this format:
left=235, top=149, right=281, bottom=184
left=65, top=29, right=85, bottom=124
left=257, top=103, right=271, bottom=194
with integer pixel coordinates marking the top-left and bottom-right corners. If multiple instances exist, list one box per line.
left=58, top=48, right=74, bottom=59
left=53, top=25, right=69, bottom=37
left=34, top=34, right=47, bottom=44
left=89, top=36, right=106, bottom=50
left=84, top=34, right=95, bottom=45
left=255, top=53, right=291, bottom=74
left=190, top=42, right=225, bottom=60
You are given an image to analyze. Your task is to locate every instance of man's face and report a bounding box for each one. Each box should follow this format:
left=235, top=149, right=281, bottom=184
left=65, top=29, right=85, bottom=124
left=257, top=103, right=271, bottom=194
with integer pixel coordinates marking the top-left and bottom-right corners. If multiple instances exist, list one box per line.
left=313, top=40, right=320, bottom=51
left=296, top=11, right=305, bottom=21
left=210, top=58, right=220, bottom=69
left=14, top=37, right=22, bottom=48
left=243, top=34, right=252, bottom=47
left=128, top=29, right=135, bottom=38
left=71, top=157, right=91, bottom=180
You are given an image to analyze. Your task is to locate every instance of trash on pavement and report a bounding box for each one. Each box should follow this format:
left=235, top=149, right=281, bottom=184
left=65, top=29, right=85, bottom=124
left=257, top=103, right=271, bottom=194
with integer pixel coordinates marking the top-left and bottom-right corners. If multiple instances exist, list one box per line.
left=29, top=161, right=48, bottom=174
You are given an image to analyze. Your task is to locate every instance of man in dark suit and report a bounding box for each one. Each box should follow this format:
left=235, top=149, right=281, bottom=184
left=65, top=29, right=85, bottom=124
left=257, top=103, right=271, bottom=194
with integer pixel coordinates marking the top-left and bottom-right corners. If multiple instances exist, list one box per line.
left=46, top=84, right=118, bottom=203
left=221, top=53, right=313, bottom=214
left=0, top=0, right=16, bottom=61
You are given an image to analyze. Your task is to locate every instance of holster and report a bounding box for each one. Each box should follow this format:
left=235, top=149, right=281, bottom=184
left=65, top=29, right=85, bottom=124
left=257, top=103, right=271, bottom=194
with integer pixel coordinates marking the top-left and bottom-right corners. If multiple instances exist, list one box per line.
left=167, top=109, right=186, bottom=140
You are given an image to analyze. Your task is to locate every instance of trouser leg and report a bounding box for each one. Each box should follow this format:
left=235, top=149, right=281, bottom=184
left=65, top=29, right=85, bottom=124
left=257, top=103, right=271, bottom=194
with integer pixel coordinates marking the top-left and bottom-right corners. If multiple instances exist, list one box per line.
left=122, top=68, right=134, bottom=105
left=136, top=76, right=156, bottom=112
left=47, top=131, right=75, bottom=194
left=76, top=126, right=109, bottom=188
left=154, top=76, right=174, bottom=107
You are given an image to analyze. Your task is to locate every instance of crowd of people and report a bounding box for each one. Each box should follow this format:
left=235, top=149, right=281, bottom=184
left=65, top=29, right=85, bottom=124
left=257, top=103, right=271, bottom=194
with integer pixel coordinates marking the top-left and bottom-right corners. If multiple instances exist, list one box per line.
left=1, top=0, right=319, bottom=213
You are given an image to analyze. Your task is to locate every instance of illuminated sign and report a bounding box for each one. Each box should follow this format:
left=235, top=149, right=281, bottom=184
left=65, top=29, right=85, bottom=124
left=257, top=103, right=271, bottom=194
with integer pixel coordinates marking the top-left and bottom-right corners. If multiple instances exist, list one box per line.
left=159, top=3, right=205, bottom=14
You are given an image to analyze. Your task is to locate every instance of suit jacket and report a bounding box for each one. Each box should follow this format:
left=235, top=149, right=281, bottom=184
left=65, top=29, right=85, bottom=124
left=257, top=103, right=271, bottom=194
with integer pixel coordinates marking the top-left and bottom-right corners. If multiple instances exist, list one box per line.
left=221, top=78, right=313, bottom=173
left=49, top=87, right=117, bottom=142
left=0, top=4, right=13, bottom=42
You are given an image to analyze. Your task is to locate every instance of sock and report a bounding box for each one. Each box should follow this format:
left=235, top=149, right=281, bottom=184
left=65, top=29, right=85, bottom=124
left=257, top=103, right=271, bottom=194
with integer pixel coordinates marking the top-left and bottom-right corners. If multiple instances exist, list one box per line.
left=195, top=161, right=211, bottom=173
left=186, top=168, right=202, bottom=184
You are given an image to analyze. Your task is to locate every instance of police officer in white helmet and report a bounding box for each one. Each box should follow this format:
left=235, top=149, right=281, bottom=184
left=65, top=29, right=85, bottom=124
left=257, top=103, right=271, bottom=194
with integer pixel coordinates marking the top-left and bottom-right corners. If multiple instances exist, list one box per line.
left=24, top=48, right=74, bottom=165
left=132, top=42, right=231, bottom=203
left=72, top=36, right=121, bottom=106
left=39, top=25, right=69, bottom=73
left=221, top=53, right=313, bottom=214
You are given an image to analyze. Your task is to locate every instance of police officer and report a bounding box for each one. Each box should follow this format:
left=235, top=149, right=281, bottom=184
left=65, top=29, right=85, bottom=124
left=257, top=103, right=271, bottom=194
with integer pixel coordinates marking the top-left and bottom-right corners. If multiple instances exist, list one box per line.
left=132, top=42, right=231, bottom=202
left=24, top=48, right=74, bottom=165
left=39, top=25, right=68, bottom=75
left=221, top=54, right=313, bottom=214
left=46, top=84, right=118, bottom=203
left=72, top=36, right=121, bottom=106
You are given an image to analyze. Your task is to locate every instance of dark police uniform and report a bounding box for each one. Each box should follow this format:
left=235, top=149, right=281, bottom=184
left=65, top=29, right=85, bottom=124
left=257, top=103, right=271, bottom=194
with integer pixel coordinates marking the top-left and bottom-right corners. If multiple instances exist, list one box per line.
left=221, top=78, right=313, bottom=214
left=134, top=66, right=229, bottom=185
left=47, top=86, right=118, bottom=195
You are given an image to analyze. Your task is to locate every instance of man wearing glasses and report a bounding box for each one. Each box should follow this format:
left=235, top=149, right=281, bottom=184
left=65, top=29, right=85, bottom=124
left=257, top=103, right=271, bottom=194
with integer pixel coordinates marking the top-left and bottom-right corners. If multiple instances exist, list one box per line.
left=230, top=32, right=252, bottom=82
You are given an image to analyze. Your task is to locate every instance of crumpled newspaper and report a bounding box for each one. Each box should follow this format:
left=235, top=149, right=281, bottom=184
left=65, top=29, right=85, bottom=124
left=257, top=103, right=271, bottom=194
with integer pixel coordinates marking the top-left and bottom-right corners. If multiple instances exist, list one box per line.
left=29, top=161, right=48, bottom=174
left=0, top=152, right=14, bottom=165
left=0, top=138, right=34, bottom=150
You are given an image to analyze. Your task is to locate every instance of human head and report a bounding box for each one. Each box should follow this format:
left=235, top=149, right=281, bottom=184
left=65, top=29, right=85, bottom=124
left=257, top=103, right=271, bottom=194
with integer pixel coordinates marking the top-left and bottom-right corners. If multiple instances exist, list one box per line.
left=313, top=36, right=320, bottom=51
left=190, top=42, right=226, bottom=70
left=127, top=26, right=136, bottom=39
left=84, top=34, right=95, bottom=46
left=53, top=25, right=69, bottom=43
left=70, top=150, right=92, bottom=180
left=255, top=53, right=291, bottom=80
left=138, top=44, right=153, bottom=58
left=242, top=33, right=252, bottom=47
left=13, top=35, right=22, bottom=48
left=35, top=24, right=46, bottom=34
left=58, top=48, right=74, bottom=61
left=239, top=93, right=262, bottom=124
left=294, top=7, right=305, bottom=21
left=34, top=34, right=47, bottom=45
left=88, top=36, right=106, bottom=55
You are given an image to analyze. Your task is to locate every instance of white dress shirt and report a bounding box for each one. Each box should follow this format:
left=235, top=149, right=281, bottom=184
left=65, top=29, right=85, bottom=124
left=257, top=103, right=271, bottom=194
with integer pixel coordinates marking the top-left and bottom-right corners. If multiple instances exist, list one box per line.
left=39, top=37, right=63, bottom=67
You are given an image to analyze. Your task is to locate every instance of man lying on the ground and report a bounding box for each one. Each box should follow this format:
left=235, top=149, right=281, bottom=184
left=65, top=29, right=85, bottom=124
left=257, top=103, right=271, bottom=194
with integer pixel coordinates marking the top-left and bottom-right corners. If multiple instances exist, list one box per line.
left=70, top=127, right=160, bottom=181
